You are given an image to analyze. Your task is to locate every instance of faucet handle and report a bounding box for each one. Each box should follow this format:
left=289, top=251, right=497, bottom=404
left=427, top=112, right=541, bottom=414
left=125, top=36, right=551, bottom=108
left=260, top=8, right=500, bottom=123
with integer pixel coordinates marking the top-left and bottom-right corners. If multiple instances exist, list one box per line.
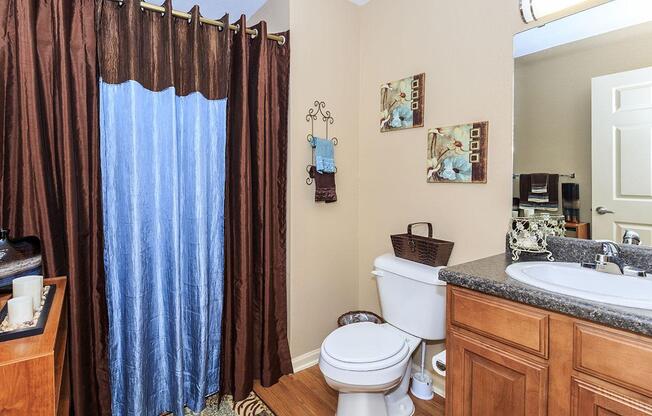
left=623, top=230, right=641, bottom=245
left=600, top=241, right=621, bottom=257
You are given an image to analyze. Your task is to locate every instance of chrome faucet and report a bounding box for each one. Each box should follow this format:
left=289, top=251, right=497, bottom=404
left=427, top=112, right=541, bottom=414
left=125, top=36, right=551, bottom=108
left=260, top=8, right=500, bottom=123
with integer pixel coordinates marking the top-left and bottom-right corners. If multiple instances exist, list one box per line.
left=594, top=241, right=625, bottom=275
left=585, top=240, right=648, bottom=278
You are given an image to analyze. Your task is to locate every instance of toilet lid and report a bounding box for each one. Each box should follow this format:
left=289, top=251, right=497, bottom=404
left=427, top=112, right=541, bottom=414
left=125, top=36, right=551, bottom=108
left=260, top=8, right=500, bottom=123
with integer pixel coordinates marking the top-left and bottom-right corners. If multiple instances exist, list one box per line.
left=323, top=322, right=407, bottom=364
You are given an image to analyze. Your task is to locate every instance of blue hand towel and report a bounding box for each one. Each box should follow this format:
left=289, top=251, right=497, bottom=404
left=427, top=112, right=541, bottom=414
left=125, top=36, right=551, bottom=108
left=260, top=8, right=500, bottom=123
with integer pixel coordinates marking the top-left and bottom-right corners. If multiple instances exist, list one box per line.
left=313, top=137, right=336, bottom=173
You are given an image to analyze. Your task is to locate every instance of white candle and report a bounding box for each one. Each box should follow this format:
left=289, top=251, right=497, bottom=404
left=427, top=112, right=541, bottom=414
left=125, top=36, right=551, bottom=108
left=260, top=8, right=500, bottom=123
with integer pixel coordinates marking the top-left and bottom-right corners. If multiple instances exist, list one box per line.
left=8, top=296, right=34, bottom=325
left=12, top=275, right=43, bottom=311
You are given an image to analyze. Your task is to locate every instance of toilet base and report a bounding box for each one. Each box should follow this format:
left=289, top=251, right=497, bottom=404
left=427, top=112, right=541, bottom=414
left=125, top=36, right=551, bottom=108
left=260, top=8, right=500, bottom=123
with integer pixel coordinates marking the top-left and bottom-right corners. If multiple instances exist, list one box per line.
left=336, top=392, right=388, bottom=416
left=334, top=361, right=415, bottom=416
left=385, top=394, right=415, bottom=416
left=385, top=362, right=415, bottom=416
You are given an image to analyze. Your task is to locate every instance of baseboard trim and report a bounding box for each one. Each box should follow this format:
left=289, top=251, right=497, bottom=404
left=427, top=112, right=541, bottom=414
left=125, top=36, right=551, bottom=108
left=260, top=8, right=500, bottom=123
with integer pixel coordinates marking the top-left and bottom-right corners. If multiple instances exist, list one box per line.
left=291, top=348, right=320, bottom=373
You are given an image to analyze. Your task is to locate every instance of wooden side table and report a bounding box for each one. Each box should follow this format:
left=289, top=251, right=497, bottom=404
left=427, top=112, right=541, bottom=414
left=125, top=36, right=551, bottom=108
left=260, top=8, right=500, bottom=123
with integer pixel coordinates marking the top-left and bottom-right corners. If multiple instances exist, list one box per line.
left=0, top=277, right=69, bottom=415
left=565, top=222, right=590, bottom=239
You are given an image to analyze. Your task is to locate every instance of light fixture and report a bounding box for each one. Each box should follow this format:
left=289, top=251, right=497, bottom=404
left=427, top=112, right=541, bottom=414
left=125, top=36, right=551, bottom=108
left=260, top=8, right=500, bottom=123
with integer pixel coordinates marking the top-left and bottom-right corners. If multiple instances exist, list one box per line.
left=520, top=0, right=592, bottom=23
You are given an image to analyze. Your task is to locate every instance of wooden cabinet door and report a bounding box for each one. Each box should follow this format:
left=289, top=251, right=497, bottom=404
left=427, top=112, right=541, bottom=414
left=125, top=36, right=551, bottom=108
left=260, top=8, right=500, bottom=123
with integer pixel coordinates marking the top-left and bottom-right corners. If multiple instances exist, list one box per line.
left=572, top=378, right=652, bottom=416
left=447, top=330, right=548, bottom=416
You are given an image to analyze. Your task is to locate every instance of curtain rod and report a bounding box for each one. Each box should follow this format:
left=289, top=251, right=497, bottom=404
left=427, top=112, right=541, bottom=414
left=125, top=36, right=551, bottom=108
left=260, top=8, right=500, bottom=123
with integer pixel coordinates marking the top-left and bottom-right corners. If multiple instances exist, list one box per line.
left=111, top=0, right=286, bottom=45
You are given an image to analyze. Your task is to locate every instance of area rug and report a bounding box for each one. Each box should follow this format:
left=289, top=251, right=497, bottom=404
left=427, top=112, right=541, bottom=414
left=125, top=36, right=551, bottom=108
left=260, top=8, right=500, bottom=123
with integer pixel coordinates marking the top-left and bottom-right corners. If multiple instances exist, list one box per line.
left=166, top=392, right=275, bottom=416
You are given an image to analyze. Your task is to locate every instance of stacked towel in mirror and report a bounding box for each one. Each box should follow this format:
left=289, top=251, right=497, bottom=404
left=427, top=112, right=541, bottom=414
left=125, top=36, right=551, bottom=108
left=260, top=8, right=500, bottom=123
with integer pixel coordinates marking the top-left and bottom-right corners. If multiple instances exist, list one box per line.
left=519, top=173, right=559, bottom=211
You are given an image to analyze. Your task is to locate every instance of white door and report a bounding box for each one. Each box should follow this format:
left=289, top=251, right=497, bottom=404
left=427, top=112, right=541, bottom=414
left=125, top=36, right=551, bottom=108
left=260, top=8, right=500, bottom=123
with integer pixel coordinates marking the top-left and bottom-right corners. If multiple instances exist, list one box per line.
left=592, top=67, right=652, bottom=245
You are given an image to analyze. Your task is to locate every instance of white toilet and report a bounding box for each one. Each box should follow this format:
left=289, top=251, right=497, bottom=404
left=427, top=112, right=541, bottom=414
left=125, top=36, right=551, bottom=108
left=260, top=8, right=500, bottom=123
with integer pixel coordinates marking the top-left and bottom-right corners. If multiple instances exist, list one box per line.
left=319, top=254, right=447, bottom=416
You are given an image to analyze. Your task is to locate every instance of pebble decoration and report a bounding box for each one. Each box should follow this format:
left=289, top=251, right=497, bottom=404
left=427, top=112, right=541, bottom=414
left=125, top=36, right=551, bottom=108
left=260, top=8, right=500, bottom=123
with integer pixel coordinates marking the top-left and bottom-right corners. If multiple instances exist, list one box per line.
left=0, top=285, right=51, bottom=332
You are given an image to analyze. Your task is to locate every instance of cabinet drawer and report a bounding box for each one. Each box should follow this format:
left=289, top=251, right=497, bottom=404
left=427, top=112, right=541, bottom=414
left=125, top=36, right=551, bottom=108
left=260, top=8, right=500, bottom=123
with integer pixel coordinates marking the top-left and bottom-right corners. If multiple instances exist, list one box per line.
left=449, top=287, right=549, bottom=357
left=572, top=378, right=652, bottom=415
left=574, top=323, right=652, bottom=397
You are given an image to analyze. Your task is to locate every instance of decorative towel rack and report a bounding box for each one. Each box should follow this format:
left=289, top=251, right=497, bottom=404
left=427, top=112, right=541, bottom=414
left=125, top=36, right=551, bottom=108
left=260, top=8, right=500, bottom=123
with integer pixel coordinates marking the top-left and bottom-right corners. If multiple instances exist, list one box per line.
left=306, top=101, right=338, bottom=185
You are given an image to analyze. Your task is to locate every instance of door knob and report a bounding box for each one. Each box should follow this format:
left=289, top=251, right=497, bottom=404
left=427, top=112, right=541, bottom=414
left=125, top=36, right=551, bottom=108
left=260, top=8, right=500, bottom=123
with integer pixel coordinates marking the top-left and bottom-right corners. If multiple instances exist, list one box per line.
left=596, top=206, right=614, bottom=215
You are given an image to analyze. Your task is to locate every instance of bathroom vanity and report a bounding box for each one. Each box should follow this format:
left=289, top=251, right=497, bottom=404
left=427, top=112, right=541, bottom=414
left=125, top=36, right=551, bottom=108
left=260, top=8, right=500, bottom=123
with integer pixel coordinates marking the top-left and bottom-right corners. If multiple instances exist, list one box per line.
left=440, top=254, right=652, bottom=416
left=450, top=3, right=652, bottom=413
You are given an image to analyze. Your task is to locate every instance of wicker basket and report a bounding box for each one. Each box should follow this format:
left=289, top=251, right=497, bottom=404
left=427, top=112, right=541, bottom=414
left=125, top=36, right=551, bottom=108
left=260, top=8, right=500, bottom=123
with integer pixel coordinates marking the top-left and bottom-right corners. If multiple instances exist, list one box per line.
left=390, top=222, right=454, bottom=267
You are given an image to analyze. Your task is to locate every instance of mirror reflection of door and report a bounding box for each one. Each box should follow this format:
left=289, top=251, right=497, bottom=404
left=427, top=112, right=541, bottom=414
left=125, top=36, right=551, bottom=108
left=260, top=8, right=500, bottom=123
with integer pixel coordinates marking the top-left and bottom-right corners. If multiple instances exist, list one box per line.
left=592, top=67, right=652, bottom=245
left=512, top=1, right=652, bottom=246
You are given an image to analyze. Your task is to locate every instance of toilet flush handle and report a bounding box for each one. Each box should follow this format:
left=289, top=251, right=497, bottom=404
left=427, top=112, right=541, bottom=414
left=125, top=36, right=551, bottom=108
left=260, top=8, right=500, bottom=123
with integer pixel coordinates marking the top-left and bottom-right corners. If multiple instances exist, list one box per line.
left=371, top=270, right=384, bottom=278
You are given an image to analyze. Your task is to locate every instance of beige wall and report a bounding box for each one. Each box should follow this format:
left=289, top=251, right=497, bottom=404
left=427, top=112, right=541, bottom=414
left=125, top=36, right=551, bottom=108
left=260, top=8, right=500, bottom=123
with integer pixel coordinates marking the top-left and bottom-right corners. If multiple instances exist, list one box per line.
left=250, top=0, right=289, bottom=33
left=357, top=0, right=522, bottom=315
left=256, top=0, right=614, bottom=365
left=286, top=0, right=362, bottom=358
left=514, top=22, right=652, bottom=224
left=254, top=0, right=525, bottom=361
left=254, top=0, right=617, bottom=381
left=252, top=0, right=362, bottom=364
left=355, top=0, right=524, bottom=387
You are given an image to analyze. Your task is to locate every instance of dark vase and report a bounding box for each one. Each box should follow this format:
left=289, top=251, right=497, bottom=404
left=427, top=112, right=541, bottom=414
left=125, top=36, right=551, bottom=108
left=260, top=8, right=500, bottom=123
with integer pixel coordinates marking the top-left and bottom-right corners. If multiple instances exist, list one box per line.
left=0, top=229, right=19, bottom=262
left=0, top=229, right=42, bottom=290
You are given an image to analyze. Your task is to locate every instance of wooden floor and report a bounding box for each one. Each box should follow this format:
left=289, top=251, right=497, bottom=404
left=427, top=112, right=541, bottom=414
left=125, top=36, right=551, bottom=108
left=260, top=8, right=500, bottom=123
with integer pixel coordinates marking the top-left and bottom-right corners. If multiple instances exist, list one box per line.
left=254, top=365, right=445, bottom=416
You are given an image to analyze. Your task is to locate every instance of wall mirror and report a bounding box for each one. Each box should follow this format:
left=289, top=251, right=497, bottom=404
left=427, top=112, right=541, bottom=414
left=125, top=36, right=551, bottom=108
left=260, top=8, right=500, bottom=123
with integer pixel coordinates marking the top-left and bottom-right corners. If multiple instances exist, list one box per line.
left=512, top=0, right=652, bottom=246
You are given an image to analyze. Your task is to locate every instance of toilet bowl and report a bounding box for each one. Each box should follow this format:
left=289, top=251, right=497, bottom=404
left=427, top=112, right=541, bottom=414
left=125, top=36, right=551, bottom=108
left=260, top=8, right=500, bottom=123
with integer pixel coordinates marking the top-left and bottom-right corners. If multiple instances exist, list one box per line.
left=319, top=254, right=447, bottom=416
left=319, top=322, right=421, bottom=416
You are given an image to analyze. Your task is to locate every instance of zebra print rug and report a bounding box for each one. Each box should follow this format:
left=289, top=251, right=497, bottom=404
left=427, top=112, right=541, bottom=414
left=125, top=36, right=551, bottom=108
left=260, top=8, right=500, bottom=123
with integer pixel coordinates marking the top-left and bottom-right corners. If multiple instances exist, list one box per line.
left=229, top=393, right=275, bottom=416
left=175, top=392, right=275, bottom=416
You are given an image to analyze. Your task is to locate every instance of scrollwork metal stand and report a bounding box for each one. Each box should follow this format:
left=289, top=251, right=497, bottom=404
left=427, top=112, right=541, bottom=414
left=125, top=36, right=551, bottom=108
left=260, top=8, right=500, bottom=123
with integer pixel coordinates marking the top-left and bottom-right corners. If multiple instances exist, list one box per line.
left=305, top=101, right=338, bottom=185
left=508, top=215, right=566, bottom=261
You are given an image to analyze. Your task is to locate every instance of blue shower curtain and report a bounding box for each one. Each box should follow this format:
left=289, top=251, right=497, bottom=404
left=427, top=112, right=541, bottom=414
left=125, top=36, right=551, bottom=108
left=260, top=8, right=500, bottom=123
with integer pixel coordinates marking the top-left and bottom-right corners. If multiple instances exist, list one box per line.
left=100, top=80, right=226, bottom=416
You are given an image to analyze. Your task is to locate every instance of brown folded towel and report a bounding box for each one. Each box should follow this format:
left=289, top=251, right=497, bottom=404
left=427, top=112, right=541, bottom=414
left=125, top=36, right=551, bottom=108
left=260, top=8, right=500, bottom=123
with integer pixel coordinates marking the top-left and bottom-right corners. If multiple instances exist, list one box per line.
left=519, top=174, right=532, bottom=204
left=309, top=165, right=337, bottom=203
left=546, top=174, right=559, bottom=207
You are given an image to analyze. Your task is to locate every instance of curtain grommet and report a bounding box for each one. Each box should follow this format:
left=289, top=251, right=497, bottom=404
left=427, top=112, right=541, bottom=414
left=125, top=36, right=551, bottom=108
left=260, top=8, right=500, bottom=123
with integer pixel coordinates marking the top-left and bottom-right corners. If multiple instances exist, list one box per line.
left=277, top=35, right=287, bottom=46
left=250, top=28, right=258, bottom=39
left=234, top=23, right=240, bottom=34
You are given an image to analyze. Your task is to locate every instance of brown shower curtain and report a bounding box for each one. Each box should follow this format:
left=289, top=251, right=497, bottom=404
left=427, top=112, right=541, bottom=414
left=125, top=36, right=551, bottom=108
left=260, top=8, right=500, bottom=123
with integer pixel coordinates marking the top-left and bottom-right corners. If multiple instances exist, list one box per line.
left=97, top=0, right=292, bottom=404
left=1, top=1, right=291, bottom=412
left=221, top=17, right=293, bottom=401
left=0, top=0, right=111, bottom=415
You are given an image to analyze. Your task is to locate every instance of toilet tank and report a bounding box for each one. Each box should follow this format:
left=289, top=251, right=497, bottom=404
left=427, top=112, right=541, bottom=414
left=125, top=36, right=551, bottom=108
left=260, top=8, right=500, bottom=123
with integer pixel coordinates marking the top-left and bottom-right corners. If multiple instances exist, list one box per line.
left=373, top=254, right=446, bottom=340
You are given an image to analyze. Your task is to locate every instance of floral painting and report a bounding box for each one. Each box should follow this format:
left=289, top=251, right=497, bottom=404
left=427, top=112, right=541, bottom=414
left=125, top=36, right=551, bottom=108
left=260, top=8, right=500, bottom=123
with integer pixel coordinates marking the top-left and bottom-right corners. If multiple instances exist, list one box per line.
left=427, top=121, right=488, bottom=183
left=380, top=73, right=425, bottom=132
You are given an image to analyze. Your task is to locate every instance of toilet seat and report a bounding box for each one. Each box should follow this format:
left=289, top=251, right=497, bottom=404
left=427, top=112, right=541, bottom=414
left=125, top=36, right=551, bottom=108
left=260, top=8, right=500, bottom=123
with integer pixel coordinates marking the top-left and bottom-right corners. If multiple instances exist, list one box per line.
left=321, top=323, right=410, bottom=371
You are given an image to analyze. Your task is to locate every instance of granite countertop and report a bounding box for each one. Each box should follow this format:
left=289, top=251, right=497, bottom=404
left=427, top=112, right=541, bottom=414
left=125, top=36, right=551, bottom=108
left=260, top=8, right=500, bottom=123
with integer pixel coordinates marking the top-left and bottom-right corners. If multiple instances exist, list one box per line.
left=439, top=254, right=652, bottom=337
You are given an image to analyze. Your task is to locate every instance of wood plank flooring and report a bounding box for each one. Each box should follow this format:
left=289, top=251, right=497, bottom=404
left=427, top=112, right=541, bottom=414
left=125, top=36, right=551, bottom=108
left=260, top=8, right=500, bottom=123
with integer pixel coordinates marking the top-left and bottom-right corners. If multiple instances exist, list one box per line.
left=254, top=365, right=445, bottom=416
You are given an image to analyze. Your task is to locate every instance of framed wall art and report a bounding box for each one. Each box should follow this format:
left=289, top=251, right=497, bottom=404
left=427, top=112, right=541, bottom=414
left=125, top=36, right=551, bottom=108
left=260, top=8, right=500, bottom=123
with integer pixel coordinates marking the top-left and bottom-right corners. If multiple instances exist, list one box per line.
left=380, top=73, right=425, bottom=132
left=427, top=121, right=488, bottom=183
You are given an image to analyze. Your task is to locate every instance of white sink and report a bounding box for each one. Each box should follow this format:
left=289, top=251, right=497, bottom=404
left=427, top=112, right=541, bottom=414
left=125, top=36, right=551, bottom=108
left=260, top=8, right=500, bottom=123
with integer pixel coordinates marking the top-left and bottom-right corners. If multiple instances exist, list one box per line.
left=505, top=262, right=652, bottom=310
